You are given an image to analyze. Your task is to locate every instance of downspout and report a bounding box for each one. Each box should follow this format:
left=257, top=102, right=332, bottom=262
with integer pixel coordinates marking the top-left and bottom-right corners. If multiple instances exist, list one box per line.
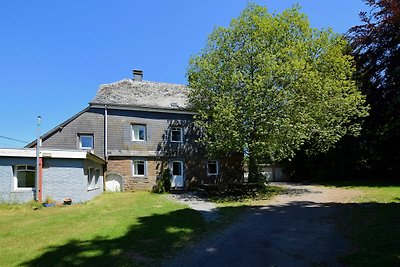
left=38, top=158, right=43, bottom=202
left=104, top=105, right=108, bottom=160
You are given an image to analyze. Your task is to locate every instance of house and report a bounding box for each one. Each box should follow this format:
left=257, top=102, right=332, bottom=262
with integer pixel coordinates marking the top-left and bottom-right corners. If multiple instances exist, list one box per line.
left=0, top=148, right=105, bottom=203
left=27, top=70, right=243, bottom=191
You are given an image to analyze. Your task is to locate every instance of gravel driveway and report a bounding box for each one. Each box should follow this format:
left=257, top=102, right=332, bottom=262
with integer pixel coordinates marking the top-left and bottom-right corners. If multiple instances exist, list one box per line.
left=165, top=183, right=361, bottom=267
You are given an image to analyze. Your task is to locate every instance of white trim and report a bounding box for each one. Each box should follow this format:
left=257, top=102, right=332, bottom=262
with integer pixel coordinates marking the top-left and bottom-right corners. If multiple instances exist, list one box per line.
left=87, top=168, right=95, bottom=190
left=89, top=103, right=198, bottom=115
left=207, top=160, right=219, bottom=176
left=79, top=134, right=94, bottom=150
left=132, top=124, right=147, bottom=142
left=87, top=167, right=101, bottom=190
left=170, top=160, right=185, bottom=188
left=0, top=148, right=105, bottom=163
left=132, top=160, right=147, bottom=177
left=13, top=165, right=36, bottom=190
left=170, top=127, right=183, bottom=143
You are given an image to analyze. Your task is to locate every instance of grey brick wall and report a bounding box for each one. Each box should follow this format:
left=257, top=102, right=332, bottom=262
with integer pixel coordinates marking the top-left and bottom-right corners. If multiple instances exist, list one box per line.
left=42, top=158, right=103, bottom=203
left=0, top=157, right=36, bottom=203
left=0, top=157, right=104, bottom=204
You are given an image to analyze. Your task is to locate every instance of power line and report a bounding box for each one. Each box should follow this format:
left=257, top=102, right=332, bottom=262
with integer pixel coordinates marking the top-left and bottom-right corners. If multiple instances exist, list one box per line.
left=0, top=135, right=29, bottom=144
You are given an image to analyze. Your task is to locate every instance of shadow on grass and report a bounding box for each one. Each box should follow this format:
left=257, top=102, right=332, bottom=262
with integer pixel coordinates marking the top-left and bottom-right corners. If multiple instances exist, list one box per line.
left=19, top=200, right=400, bottom=267
left=198, top=185, right=284, bottom=203
left=316, top=179, right=400, bottom=188
left=337, top=201, right=400, bottom=267
left=19, top=208, right=207, bottom=267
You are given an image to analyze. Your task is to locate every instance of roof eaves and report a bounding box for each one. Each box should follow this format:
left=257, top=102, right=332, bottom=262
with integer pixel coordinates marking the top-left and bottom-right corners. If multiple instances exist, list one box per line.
left=25, top=107, right=91, bottom=148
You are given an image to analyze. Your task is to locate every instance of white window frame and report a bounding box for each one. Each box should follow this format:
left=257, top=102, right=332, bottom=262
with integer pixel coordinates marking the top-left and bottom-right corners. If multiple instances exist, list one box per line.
left=13, top=165, right=36, bottom=191
left=94, top=169, right=100, bottom=189
left=87, top=168, right=95, bottom=190
left=133, top=160, right=147, bottom=177
left=132, top=124, right=147, bottom=142
left=170, top=127, right=183, bottom=143
left=79, top=134, right=94, bottom=150
left=207, top=160, right=219, bottom=176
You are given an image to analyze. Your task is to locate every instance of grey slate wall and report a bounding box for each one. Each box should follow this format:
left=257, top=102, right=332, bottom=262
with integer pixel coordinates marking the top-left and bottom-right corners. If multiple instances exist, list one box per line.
left=39, top=107, right=204, bottom=159
left=107, top=109, right=205, bottom=157
left=41, top=108, right=105, bottom=158
left=0, top=157, right=36, bottom=203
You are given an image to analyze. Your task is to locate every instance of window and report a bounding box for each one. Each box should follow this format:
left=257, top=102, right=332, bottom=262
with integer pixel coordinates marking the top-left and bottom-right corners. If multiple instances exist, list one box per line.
left=88, top=168, right=101, bottom=190
left=207, top=160, right=219, bottom=176
left=79, top=134, right=94, bottom=149
left=132, top=125, right=146, bottom=141
left=133, top=160, right=146, bottom=176
left=172, top=161, right=183, bottom=176
left=87, top=168, right=95, bottom=190
left=171, top=127, right=183, bottom=142
left=14, top=165, right=35, bottom=189
left=95, top=169, right=100, bottom=187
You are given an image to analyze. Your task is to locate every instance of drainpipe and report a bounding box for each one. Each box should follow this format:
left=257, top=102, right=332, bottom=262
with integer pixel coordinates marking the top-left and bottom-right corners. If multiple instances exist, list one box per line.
left=35, top=116, right=42, bottom=202
left=104, top=105, right=108, bottom=161
left=38, top=158, right=43, bottom=202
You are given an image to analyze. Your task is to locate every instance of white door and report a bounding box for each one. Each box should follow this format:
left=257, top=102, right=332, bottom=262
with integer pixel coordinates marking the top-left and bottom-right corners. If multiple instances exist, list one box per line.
left=105, top=174, right=123, bottom=192
left=171, top=161, right=184, bottom=188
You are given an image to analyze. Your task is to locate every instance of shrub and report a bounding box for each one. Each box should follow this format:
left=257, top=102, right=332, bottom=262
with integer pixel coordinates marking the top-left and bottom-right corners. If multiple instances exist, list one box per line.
left=152, top=168, right=171, bottom=193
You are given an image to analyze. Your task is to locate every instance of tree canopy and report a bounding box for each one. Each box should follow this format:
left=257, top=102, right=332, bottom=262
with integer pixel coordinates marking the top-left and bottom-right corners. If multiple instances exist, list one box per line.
left=349, top=0, right=400, bottom=174
left=188, top=4, right=369, bottom=181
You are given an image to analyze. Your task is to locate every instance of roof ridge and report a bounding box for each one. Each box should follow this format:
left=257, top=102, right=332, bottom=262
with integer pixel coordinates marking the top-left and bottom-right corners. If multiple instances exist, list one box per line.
left=98, top=78, right=188, bottom=89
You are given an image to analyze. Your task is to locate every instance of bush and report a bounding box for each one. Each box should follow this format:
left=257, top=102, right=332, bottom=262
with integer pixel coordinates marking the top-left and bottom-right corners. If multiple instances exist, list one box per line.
left=152, top=168, right=171, bottom=193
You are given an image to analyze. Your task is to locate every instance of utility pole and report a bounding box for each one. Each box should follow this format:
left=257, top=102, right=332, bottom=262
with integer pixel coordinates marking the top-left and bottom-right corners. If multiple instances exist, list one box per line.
left=36, top=116, right=41, bottom=202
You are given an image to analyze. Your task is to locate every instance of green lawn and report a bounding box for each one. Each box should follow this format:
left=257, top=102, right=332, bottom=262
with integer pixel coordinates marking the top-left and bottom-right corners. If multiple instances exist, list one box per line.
left=0, top=192, right=208, bottom=266
left=0, top=189, right=278, bottom=267
left=328, top=181, right=400, bottom=267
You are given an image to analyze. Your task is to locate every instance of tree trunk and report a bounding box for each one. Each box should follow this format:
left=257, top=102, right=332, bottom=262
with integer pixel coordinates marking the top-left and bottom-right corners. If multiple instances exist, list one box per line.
left=248, top=150, right=260, bottom=183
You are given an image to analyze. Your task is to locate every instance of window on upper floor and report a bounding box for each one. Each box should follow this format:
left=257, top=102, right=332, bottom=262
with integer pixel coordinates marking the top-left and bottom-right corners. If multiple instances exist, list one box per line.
left=132, top=124, right=147, bottom=141
left=14, top=165, right=35, bottom=190
left=133, top=160, right=146, bottom=176
left=207, top=160, right=219, bottom=176
left=79, top=134, right=94, bottom=150
left=171, top=127, right=183, bottom=143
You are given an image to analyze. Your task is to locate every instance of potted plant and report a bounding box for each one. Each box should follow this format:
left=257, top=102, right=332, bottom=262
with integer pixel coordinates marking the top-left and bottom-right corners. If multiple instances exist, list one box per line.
left=43, top=196, right=56, bottom=207
left=63, top=198, right=72, bottom=205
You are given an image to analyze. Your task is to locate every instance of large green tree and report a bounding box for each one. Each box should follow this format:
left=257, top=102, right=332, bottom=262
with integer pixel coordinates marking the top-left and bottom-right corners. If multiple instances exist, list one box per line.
left=188, top=4, right=368, bottom=181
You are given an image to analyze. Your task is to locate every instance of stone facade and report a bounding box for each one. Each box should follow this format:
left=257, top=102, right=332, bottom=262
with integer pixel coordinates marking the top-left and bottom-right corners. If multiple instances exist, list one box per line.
left=107, top=158, right=162, bottom=191
left=107, top=155, right=243, bottom=191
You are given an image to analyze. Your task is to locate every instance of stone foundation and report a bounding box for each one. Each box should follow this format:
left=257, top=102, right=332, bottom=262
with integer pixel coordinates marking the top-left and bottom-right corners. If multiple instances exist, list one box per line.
left=106, top=155, right=244, bottom=191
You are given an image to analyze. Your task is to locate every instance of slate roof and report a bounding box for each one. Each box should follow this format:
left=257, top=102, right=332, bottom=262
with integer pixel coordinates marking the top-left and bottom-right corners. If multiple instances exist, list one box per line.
left=90, top=79, right=191, bottom=111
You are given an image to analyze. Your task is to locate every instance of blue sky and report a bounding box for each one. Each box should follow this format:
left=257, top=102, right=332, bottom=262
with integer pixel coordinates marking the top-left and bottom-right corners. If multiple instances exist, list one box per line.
left=0, top=0, right=369, bottom=148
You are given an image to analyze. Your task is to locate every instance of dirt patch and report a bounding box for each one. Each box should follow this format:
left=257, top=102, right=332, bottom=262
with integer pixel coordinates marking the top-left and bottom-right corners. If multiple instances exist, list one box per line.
left=271, top=182, right=362, bottom=204
left=165, top=183, right=363, bottom=267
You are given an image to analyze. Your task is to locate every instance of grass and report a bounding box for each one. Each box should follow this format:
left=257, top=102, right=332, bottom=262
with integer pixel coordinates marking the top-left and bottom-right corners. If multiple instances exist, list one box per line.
left=325, top=181, right=400, bottom=267
left=0, top=192, right=207, bottom=266
left=0, top=188, right=282, bottom=267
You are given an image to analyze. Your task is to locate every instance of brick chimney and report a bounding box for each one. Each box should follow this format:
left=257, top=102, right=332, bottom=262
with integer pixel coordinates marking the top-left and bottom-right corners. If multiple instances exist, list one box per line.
left=133, top=69, right=143, bottom=81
